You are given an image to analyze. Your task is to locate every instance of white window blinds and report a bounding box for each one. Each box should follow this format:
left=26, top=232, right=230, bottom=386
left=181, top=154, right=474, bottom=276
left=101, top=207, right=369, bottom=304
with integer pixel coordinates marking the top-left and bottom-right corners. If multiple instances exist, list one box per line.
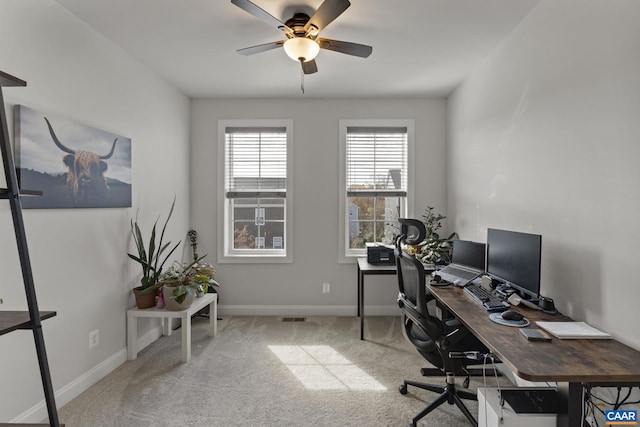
left=346, top=127, right=408, bottom=196
left=225, top=127, right=287, bottom=198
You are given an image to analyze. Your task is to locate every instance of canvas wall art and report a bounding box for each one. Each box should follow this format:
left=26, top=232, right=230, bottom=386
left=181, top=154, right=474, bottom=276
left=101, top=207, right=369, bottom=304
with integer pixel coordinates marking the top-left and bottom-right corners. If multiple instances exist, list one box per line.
left=16, top=105, right=132, bottom=208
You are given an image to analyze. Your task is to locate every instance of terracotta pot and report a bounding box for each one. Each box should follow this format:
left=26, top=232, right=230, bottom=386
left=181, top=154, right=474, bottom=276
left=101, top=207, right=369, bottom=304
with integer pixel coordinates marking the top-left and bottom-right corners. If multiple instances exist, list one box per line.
left=132, top=286, right=156, bottom=309
left=162, top=285, right=194, bottom=311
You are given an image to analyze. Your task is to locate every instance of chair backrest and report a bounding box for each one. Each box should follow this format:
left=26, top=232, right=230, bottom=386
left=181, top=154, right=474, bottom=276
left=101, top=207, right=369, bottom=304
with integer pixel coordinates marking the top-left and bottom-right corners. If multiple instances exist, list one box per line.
left=395, top=218, right=444, bottom=344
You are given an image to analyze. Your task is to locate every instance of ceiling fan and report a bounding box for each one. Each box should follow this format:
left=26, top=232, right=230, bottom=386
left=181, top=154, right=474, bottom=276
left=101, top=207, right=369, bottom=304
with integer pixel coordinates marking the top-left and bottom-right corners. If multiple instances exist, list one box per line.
left=231, top=0, right=373, bottom=75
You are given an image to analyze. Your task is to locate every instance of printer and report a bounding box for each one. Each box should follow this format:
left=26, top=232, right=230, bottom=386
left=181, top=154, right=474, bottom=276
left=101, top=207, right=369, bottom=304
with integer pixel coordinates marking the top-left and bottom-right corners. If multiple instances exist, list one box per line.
left=366, top=242, right=395, bottom=265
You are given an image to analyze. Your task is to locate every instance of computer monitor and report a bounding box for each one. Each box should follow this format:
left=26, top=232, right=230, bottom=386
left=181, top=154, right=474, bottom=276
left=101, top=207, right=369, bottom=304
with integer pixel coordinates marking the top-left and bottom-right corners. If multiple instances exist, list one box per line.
left=451, top=240, right=486, bottom=271
left=486, top=228, right=542, bottom=300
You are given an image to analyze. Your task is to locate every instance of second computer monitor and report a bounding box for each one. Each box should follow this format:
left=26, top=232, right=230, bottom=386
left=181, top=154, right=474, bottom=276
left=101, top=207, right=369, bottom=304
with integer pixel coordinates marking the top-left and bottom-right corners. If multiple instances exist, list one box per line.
left=487, top=228, right=542, bottom=300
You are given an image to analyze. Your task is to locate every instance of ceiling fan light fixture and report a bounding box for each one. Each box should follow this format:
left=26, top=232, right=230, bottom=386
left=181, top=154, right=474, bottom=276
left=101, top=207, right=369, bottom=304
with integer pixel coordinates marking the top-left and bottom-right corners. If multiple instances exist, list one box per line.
left=283, top=37, right=320, bottom=62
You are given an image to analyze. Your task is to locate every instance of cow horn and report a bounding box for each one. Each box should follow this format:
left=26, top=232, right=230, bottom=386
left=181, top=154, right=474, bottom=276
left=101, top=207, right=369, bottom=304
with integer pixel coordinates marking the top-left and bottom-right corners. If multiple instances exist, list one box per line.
left=99, top=139, right=118, bottom=160
left=44, top=117, right=75, bottom=155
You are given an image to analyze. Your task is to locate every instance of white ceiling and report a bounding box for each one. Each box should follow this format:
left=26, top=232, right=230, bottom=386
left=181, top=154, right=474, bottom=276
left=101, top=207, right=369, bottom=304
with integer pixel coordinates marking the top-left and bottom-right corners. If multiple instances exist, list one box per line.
left=54, top=0, right=539, bottom=98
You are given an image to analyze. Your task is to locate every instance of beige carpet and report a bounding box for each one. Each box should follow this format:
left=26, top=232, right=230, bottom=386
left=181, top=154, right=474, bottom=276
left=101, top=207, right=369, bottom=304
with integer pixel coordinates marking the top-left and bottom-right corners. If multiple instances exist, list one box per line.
left=58, top=316, right=501, bottom=426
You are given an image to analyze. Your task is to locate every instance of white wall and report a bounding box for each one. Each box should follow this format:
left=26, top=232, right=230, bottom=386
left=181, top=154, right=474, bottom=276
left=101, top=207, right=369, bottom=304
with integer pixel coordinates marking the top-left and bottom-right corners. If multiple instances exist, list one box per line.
left=448, top=0, right=640, bottom=348
left=0, top=1, right=190, bottom=422
left=190, top=98, right=447, bottom=315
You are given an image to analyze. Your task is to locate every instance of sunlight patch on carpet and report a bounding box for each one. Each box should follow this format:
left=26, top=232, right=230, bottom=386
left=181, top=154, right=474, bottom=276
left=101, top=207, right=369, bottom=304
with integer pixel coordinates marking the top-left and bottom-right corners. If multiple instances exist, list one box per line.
left=268, top=345, right=387, bottom=391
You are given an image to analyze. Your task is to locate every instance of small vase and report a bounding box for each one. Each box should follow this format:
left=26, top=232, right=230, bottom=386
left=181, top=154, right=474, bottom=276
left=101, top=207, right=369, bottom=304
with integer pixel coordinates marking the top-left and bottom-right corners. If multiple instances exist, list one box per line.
left=156, top=289, right=166, bottom=309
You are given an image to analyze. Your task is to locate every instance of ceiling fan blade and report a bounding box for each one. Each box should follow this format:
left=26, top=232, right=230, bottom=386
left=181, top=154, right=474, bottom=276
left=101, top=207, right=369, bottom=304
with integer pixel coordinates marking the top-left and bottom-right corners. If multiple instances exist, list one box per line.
left=231, top=0, right=291, bottom=33
left=237, top=40, right=285, bottom=56
left=302, top=60, right=318, bottom=74
left=304, top=0, right=351, bottom=33
left=317, top=38, right=372, bottom=58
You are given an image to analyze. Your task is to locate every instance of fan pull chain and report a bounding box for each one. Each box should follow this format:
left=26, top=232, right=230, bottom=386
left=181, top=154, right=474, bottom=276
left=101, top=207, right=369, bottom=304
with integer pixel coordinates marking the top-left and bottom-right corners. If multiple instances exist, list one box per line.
left=299, top=60, right=305, bottom=94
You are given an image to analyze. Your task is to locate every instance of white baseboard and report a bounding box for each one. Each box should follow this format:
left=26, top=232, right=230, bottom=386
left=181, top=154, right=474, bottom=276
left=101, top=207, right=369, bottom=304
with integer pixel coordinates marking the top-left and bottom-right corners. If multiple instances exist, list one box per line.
left=12, top=324, right=164, bottom=423
left=218, top=304, right=400, bottom=317
left=12, top=349, right=126, bottom=423
left=135, top=323, right=164, bottom=353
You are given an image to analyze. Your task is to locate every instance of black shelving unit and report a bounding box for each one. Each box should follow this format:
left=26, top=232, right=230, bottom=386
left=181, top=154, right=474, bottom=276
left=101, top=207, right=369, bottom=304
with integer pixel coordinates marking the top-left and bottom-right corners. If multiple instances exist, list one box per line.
left=0, top=70, right=62, bottom=427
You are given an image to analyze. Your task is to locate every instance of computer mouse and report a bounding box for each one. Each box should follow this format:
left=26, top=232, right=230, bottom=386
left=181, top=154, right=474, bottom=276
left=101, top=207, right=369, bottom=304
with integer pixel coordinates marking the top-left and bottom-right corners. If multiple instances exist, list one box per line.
left=432, top=274, right=442, bottom=283
left=501, top=310, right=524, bottom=322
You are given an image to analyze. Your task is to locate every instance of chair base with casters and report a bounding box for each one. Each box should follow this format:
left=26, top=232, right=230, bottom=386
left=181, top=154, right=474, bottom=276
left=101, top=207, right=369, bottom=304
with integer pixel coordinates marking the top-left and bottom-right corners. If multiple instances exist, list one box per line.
left=399, top=371, right=478, bottom=427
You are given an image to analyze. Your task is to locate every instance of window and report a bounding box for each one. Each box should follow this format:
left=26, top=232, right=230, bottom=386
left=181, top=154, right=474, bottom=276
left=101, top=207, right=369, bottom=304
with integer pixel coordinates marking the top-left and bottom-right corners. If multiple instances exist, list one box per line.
left=339, top=120, right=414, bottom=260
left=218, top=120, right=293, bottom=262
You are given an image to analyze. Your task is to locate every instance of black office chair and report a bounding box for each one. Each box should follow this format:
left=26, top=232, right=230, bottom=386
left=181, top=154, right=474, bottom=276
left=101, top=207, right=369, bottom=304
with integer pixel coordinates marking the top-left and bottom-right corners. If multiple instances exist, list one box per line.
left=395, top=218, right=490, bottom=427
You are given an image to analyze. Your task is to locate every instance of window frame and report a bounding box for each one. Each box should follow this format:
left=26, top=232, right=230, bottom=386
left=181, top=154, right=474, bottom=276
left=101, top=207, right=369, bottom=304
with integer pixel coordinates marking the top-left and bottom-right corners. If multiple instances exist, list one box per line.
left=338, top=119, right=415, bottom=262
left=217, top=119, right=294, bottom=264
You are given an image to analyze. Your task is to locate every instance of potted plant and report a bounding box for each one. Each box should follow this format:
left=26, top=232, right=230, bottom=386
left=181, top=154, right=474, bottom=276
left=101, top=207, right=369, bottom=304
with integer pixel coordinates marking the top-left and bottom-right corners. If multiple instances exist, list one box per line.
left=419, top=206, right=458, bottom=266
left=189, top=260, right=218, bottom=296
left=159, top=257, right=220, bottom=311
left=128, top=197, right=181, bottom=309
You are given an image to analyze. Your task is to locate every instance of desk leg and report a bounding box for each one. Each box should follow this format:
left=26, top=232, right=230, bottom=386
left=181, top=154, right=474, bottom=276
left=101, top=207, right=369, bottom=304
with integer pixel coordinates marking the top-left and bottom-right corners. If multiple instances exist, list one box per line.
left=357, top=265, right=361, bottom=317
left=127, top=314, right=137, bottom=360
left=181, top=312, right=191, bottom=363
left=567, top=382, right=583, bottom=427
left=360, top=270, right=365, bottom=340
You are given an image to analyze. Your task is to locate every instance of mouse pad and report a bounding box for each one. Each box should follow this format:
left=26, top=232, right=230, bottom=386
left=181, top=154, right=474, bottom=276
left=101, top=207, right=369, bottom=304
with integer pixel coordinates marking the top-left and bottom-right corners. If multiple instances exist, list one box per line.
left=489, top=312, right=530, bottom=328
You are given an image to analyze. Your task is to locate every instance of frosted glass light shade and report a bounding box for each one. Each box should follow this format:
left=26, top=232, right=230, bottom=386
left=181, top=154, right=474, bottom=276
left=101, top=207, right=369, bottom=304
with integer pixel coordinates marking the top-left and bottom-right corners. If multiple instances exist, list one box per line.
left=283, top=38, right=320, bottom=62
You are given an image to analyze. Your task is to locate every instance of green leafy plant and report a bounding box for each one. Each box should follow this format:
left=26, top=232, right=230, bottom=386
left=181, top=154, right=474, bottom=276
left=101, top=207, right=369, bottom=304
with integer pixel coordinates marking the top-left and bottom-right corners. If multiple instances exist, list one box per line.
left=159, top=257, right=220, bottom=304
left=128, top=197, right=181, bottom=294
left=420, top=206, right=458, bottom=265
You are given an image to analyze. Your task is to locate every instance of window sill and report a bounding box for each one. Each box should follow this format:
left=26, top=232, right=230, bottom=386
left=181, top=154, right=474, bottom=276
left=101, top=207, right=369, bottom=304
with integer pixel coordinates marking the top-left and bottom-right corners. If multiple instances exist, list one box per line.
left=217, top=254, right=293, bottom=264
left=339, top=252, right=365, bottom=264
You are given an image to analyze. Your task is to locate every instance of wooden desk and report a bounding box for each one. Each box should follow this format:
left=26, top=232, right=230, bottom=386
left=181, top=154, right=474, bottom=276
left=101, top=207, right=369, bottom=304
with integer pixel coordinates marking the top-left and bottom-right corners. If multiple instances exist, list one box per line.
left=428, top=284, right=640, bottom=427
left=357, top=258, right=396, bottom=340
left=127, top=293, right=217, bottom=363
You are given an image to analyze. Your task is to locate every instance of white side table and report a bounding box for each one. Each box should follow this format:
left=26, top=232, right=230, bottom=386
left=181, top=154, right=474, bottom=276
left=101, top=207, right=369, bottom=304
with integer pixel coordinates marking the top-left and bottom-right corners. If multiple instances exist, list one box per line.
left=127, top=293, right=217, bottom=363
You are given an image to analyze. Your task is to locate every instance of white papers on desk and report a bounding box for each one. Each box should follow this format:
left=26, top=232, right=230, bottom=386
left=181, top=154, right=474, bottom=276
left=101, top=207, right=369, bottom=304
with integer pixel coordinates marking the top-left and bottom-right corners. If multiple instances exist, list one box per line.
left=535, top=321, right=612, bottom=339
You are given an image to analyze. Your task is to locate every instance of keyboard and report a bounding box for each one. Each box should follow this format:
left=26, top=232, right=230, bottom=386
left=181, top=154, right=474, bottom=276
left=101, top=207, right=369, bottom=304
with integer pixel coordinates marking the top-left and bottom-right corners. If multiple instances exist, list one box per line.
left=463, top=284, right=509, bottom=311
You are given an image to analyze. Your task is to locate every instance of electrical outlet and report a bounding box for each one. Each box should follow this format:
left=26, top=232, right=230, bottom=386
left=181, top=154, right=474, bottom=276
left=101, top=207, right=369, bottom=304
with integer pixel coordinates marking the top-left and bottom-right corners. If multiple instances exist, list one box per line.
left=322, top=282, right=330, bottom=293
left=89, top=329, right=99, bottom=349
